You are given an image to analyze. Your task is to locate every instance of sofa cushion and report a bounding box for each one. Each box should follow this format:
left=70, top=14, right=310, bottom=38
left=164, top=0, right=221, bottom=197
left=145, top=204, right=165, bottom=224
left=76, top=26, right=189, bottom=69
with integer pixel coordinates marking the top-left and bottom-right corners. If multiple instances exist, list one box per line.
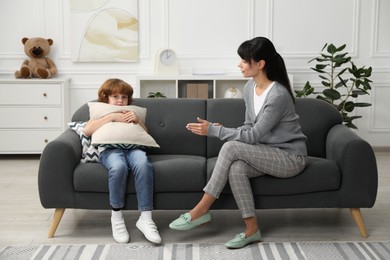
left=206, top=99, right=246, bottom=158
left=74, top=163, right=112, bottom=192
left=206, top=156, right=340, bottom=196
left=133, top=99, right=207, bottom=156
left=150, top=155, right=207, bottom=192
left=73, top=154, right=207, bottom=193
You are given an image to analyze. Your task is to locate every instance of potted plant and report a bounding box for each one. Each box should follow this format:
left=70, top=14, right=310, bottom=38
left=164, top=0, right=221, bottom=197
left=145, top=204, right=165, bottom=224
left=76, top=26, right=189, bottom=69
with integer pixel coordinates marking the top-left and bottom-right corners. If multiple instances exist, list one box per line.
left=147, top=91, right=167, bottom=98
left=295, top=43, right=372, bottom=129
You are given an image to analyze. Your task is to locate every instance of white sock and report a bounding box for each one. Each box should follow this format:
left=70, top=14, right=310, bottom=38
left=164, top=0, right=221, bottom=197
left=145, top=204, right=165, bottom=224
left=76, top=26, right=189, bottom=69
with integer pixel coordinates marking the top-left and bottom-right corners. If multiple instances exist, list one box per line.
left=112, top=210, right=123, bottom=221
left=140, top=211, right=152, bottom=222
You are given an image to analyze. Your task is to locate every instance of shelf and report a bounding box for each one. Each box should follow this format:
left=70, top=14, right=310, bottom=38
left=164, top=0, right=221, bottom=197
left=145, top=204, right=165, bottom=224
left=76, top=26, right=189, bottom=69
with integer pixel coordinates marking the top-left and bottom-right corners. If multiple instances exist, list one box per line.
left=137, top=75, right=247, bottom=99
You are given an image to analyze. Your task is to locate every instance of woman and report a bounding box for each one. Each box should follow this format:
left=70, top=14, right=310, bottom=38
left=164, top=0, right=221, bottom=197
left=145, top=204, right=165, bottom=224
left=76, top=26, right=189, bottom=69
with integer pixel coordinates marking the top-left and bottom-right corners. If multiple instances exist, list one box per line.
left=169, top=37, right=307, bottom=249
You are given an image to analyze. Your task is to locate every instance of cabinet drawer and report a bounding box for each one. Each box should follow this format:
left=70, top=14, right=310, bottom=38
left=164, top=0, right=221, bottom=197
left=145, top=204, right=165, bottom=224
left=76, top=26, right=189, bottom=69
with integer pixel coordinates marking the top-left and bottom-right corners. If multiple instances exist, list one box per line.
left=0, top=107, right=63, bottom=128
left=0, top=84, right=61, bottom=105
left=0, top=129, right=62, bottom=154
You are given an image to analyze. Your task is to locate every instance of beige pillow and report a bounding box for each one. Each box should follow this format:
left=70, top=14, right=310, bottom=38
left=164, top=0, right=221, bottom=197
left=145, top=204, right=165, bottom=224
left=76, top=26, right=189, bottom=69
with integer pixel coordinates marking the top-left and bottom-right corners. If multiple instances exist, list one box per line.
left=88, top=102, right=159, bottom=148
left=88, top=102, right=146, bottom=121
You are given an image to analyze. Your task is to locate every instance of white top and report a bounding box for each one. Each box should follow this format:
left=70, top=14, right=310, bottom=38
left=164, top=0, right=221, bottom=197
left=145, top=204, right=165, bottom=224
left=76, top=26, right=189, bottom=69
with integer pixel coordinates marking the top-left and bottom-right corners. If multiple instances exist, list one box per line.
left=253, top=81, right=275, bottom=116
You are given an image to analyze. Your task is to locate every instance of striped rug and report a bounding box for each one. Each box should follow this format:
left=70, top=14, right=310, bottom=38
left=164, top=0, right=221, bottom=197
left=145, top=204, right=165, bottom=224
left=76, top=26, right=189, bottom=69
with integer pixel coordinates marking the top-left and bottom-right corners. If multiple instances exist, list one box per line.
left=1, top=241, right=389, bottom=260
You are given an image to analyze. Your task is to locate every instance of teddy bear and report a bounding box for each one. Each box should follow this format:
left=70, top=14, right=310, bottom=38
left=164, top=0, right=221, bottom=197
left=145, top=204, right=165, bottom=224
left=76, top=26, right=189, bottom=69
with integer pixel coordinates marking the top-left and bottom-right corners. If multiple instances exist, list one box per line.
left=15, top=37, right=57, bottom=79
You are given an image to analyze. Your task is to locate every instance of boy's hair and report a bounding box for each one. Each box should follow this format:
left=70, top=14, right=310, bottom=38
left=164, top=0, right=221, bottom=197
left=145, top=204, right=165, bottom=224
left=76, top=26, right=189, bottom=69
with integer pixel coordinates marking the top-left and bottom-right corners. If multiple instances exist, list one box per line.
left=98, top=78, right=134, bottom=105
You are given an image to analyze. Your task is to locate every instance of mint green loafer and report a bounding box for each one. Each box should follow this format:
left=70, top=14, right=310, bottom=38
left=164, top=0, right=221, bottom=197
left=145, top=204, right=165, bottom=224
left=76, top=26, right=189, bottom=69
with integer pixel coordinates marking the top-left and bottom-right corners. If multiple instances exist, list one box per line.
left=225, top=231, right=261, bottom=249
left=169, top=212, right=211, bottom=231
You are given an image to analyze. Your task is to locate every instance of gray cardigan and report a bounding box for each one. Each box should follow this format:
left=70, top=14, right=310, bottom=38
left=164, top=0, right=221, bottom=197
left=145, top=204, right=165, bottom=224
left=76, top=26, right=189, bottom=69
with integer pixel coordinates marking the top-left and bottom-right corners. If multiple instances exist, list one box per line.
left=208, top=79, right=307, bottom=156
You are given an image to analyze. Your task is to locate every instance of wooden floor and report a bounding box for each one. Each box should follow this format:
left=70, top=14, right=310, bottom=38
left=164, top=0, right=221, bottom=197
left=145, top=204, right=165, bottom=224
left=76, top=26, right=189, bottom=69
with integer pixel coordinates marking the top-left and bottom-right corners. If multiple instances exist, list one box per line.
left=0, top=152, right=389, bottom=247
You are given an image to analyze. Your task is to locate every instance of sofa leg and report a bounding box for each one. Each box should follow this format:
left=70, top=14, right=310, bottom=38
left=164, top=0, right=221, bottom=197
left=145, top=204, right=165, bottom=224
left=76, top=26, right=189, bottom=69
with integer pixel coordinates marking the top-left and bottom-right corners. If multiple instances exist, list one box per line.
left=350, top=208, right=368, bottom=238
left=48, top=208, right=65, bottom=238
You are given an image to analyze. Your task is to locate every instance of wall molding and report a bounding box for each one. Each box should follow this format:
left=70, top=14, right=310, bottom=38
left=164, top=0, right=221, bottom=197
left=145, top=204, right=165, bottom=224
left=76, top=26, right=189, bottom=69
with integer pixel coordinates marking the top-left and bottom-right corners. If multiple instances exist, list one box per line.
left=278, top=0, right=360, bottom=58
left=166, top=0, right=255, bottom=59
left=370, top=83, right=390, bottom=132
left=371, top=0, right=390, bottom=58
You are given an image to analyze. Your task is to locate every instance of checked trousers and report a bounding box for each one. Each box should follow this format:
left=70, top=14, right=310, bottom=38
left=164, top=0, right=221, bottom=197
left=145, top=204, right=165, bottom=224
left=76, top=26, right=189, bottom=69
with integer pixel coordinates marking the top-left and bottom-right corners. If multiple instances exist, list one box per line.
left=204, top=141, right=306, bottom=218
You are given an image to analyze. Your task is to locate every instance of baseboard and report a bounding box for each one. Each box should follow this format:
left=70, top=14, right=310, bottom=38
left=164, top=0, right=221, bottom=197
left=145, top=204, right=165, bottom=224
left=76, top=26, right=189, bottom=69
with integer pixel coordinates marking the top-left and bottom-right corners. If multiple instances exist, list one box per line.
left=373, top=146, right=390, bottom=152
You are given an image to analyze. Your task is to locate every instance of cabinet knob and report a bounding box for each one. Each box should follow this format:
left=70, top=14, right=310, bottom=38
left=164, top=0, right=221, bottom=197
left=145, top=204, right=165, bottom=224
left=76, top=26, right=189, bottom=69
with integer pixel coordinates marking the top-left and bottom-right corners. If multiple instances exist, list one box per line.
left=44, top=116, right=48, bottom=120
left=43, top=93, right=47, bottom=97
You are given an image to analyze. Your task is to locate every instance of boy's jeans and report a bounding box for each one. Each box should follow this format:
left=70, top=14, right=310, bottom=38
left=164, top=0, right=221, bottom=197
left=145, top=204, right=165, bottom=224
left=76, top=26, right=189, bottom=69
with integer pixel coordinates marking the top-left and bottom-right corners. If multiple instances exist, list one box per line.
left=100, top=148, right=153, bottom=211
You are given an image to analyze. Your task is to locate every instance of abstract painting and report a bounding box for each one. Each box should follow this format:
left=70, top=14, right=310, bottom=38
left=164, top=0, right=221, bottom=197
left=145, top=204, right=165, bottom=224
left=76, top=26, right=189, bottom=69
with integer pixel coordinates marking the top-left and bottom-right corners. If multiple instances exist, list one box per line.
left=70, top=0, right=139, bottom=62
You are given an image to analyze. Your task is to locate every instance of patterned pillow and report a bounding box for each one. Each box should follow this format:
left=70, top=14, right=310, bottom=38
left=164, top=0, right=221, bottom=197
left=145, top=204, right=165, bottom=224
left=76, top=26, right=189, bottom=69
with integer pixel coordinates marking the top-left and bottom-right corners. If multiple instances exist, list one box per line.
left=68, top=122, right=100, bottom=163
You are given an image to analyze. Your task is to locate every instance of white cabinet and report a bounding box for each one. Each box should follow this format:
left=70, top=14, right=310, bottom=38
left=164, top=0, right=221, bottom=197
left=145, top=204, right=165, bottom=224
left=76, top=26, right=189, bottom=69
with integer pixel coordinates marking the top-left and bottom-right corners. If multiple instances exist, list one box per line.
left=0, top=78, right=69, bottom=154
left=136, top=75, right=248, bottom=98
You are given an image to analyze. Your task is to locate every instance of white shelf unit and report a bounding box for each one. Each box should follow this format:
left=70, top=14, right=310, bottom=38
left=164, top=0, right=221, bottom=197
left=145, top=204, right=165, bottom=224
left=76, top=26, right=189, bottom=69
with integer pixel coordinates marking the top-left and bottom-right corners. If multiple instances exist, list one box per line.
left=0, top=77, right=69, bottom=154
left=136, top=75, right=248, bottom=98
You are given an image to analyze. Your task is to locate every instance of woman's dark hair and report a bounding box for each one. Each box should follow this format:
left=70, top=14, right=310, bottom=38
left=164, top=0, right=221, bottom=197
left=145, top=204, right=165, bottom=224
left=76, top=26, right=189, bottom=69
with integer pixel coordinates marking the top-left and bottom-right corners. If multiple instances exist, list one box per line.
left=237, top=37, right=294, bottom=102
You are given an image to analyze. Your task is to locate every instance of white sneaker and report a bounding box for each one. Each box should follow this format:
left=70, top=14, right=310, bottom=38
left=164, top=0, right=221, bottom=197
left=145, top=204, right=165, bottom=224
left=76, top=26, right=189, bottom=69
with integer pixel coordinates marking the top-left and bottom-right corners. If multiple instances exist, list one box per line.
left=111, top=217, right=130, bottom=243
left=136, top=218, right=162, bottom=244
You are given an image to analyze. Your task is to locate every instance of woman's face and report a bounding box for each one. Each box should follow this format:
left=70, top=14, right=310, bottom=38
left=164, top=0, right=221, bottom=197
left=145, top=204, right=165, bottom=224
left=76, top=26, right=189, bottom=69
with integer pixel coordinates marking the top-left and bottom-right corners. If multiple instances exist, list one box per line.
left=238, top=59, right=260, bottom=78
left=108, top=92, right=129, bottom=106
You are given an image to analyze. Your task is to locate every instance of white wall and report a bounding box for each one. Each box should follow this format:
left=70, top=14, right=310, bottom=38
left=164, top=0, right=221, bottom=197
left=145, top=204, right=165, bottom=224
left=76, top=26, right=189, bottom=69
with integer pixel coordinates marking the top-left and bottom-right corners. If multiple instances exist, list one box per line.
left=0, top=0, right=389, bottom=147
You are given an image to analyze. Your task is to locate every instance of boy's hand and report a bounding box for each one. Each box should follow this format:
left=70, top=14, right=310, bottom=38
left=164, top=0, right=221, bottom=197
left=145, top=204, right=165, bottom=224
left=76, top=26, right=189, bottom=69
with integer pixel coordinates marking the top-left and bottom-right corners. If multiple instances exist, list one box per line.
left=121, top=111, right=139, bottom=123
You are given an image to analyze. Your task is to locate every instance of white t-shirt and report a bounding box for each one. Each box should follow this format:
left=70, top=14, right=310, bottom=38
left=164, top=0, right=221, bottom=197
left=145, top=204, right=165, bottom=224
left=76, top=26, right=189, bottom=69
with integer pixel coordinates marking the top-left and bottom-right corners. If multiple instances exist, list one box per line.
left=253, top=82, right=275, bottom=116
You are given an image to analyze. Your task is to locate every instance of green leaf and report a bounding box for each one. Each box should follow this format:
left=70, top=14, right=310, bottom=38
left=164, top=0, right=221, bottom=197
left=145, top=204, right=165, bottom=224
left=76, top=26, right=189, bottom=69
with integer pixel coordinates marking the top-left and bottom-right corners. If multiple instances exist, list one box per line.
left=348, top=115, right=363, bottom=120
left=295, top=81, right=314, bottom=97
left=311, top=68, right=326, bottom=73
left=321, top=81, right=330, bottom=87
left=321, top=43, right=328, bottom=52
left=355, top=88, right=369, bottom=95
left=334, top=52, right=348, bottom=59
left=344, top=101, right=355, bottom=112
left=354, top=102, right=371, bottom=107
left=336, top=44, right=346, bottom=52
left=319, top=75, right=328, bottom=80
left=327, top=44, right=337, bottom=54
left=365, top=67, right=372, bottom=77
left=316, top=64, right=327, bottom=70
left=323, top=89, right=341, bottom=100
left=335, top=81, right=345, bottom=88
left=345, top=122, right=358, bottom=129
left=336, top=68, right=348, bottom=78
left=361, top=81, right=372, bottom=90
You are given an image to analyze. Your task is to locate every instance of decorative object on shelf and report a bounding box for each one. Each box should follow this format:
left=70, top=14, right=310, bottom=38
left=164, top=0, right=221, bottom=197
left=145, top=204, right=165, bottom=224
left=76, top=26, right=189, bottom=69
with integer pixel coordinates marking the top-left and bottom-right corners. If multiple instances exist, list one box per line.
left=147, top=91, right=167, bottom=98
left=154, top=48, right=179, bottom=75
left=186, top=84, right=209, bottom=99
left=15, top=37, right=57, bottom=79
left=224, top=86, right=243, bottom=99
left=295, top=43, right=372, bottom=129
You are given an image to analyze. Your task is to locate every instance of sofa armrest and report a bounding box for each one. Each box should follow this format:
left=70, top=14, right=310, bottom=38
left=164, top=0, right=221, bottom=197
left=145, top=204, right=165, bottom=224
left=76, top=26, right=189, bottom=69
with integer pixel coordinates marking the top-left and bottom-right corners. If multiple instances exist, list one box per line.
left=38, top=128, right=82, bottom=208
left=326, top=124, right=378, bottom=207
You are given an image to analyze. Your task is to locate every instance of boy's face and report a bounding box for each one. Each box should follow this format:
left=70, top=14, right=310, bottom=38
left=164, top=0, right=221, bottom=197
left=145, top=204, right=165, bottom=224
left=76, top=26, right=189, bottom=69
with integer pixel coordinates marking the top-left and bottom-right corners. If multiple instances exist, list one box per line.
left=108, top=92, right=129, bottom=106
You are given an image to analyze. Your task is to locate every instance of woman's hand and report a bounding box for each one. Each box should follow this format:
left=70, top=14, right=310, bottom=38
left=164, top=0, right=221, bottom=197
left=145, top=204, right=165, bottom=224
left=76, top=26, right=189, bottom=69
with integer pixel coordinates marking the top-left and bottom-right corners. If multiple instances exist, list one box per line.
left=186, top=117, right=215, bottom=136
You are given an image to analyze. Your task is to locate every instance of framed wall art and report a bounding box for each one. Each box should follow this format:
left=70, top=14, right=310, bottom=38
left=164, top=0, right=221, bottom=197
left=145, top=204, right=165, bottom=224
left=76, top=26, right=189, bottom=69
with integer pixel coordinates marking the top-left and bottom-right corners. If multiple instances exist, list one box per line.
left=69, top=0, right=139, bottom=62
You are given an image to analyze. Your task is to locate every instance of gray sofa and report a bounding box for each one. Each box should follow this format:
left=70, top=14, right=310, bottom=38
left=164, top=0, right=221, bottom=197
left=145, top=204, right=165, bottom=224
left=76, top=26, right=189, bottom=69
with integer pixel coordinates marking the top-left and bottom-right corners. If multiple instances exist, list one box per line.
left=38, top=98, right=378, bottom=238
